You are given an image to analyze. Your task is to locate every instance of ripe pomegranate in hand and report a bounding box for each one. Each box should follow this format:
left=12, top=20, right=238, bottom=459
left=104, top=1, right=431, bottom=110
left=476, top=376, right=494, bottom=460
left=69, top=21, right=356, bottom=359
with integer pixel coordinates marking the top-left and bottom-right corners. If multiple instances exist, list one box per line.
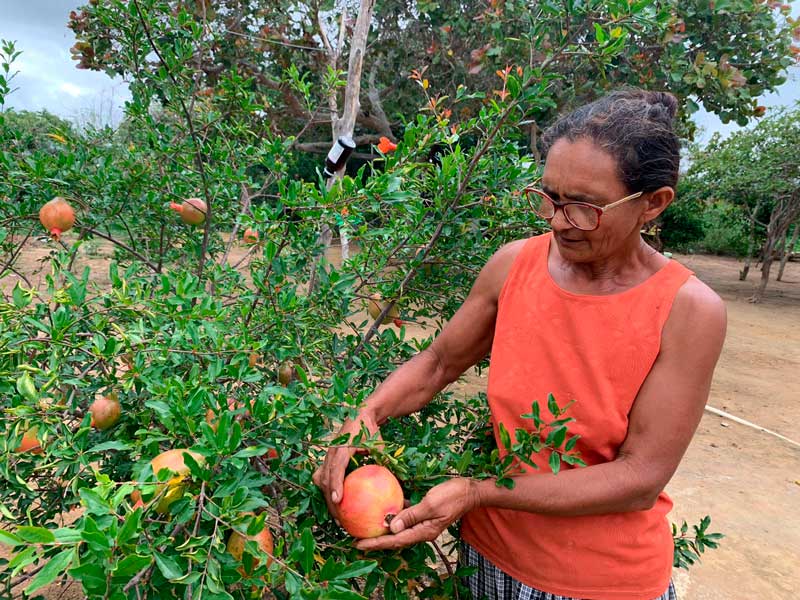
left=338, top=465, right=404, bottom=539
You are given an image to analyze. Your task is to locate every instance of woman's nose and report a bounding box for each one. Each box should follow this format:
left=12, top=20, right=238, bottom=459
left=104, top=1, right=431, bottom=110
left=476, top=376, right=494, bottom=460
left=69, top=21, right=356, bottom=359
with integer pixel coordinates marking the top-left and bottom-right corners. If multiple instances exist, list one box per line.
left=549, top=205, right=573, bottom=231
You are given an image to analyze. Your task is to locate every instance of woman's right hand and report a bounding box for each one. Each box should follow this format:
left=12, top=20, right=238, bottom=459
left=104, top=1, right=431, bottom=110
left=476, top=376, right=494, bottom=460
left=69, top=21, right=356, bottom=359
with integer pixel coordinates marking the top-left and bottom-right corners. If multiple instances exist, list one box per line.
left=312, top=411, right=382, bottom=521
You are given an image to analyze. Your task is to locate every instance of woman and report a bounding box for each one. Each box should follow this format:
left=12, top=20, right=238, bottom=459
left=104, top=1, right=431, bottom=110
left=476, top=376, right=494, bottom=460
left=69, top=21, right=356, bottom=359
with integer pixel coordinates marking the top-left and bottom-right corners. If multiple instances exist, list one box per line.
left=313, top=89, right=727, bottom=600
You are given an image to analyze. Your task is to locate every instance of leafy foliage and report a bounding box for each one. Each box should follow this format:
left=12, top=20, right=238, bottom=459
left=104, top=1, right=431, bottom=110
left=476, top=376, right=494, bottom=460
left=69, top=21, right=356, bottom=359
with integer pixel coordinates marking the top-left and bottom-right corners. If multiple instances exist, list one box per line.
left=672, top=516, right=725, bottom=570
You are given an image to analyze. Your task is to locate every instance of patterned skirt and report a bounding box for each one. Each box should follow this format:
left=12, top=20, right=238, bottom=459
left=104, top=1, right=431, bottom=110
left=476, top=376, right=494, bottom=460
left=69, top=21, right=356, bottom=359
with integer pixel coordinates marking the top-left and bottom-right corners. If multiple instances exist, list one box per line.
left=460, top=541, right=678, bottom=600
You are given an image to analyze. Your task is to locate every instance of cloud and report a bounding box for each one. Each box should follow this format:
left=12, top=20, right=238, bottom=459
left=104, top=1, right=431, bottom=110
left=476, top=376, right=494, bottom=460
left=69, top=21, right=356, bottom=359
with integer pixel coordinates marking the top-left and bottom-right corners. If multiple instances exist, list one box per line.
left=0, top=1, right=130, bottom=126
left=58, top=82, right=86, bottom=98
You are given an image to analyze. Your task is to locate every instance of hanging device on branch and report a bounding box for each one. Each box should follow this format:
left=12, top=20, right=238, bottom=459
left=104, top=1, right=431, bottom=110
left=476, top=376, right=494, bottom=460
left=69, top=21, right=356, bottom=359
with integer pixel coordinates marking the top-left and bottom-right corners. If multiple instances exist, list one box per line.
left=323, top=136, right=357, bottom=179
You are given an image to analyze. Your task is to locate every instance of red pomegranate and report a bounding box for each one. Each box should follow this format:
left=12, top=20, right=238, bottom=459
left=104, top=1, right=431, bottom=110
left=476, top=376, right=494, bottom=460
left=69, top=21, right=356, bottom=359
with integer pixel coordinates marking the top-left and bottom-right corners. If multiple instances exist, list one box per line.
left=169, top=198, right=207, bottom=226
left=243, top=228, right=259, bottom=244
left=89, top=393, right=121, bottom=430
left=39, top=197, right=76, bottom=240
left=338, top=465, right=405, bottom=539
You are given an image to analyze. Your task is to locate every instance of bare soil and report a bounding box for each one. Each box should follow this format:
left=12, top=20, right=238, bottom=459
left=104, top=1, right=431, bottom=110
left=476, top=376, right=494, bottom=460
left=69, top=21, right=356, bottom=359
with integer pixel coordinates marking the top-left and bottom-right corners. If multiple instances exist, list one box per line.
left=2, top=242, right=798, bottom=599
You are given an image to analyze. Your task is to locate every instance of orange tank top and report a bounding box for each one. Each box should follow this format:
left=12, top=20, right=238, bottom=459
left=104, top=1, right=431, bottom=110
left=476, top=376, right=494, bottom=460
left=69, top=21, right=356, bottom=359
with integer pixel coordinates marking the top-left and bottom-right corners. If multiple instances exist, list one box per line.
left=461, top=233, right=694, bottom=600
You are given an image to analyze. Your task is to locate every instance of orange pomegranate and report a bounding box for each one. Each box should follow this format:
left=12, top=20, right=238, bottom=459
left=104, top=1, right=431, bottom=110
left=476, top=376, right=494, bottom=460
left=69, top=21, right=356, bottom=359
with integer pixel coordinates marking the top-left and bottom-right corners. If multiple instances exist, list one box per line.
left=338, top=465, right=404, bottom=539
left=131, top=490, right=145, bottom=510
left=149, top=449, right=205, bottom=514
left=39, top=197, right=75, bottom=240
left=205, top=397, right=247, bottom=432
left=227, top=518, right=274, bottom=574
left=15, top=428, right=43, bottom=454
left=243, top=228, right=259, bottom=244
left=89, top=393, right=121, bottom=430
left=169, top=198, right=207, bottom=226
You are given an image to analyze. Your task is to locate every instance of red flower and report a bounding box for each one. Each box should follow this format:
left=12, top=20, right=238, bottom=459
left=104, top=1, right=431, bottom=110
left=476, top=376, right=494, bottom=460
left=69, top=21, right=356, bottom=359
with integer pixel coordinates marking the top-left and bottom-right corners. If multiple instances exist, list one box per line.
left=378, top=137, right=398, bottom=153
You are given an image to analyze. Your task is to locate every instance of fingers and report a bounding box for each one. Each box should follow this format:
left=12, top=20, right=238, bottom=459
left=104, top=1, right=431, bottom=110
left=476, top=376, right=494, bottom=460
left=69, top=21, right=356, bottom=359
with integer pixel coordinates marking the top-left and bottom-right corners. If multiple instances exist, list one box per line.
left=388, top=502, right=423, bottom=534
left=354, top=521, right=438, bottom=551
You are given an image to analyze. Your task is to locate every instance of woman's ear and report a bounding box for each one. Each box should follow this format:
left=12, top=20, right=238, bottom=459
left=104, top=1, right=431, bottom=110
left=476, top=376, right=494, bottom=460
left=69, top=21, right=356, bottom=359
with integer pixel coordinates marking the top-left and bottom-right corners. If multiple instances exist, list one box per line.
left=639, top=186, right=675, bottom=224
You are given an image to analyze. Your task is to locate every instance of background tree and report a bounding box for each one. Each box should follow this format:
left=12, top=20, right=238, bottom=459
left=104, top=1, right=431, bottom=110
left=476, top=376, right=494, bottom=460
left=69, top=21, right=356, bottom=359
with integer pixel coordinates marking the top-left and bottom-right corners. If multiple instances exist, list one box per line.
left=67, top=0, right=800, bottom=153
left=681, top=106, right=800, bottom=302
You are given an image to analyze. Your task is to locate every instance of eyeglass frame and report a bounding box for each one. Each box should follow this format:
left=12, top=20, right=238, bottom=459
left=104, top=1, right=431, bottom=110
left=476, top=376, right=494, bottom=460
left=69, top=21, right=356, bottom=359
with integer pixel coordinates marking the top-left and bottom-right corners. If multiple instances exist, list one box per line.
left=524, top=185, right=644, bottom=232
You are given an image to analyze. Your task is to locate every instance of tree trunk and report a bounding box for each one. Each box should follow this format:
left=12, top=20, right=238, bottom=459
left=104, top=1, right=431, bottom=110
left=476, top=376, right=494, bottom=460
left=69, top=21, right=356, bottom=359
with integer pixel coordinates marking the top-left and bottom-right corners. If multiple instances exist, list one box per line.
left=739, top=199, right=763, bottom=281
left=777, top=221, right=798, bottom=281
left=309, top=0, right=376, bottom=291
left=749, top=193, right=800, bottom=302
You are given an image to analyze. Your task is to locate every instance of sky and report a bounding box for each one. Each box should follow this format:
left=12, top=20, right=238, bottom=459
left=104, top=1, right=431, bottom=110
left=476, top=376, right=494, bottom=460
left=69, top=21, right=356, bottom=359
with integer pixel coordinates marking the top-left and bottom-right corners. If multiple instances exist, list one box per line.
left=0, top=0, right=798, bottom=140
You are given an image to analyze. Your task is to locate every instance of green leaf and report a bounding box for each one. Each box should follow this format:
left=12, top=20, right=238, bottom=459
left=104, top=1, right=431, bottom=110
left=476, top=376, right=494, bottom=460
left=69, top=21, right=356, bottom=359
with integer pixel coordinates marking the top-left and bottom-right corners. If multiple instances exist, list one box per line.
left=116, top=510, right=141, bottom=545
left=113, top=554, right=152, bottom=578
left=547, top=393, right=559, bottom=417
left=564, top=435, right=580, bottom=452
left=26, top=548, right=74, bottom=595
left=12, top=282, right=31, bottom=309
left=550, top=426, right=567, bottom=448
left=549, top=452, right=561, bottom=475
left=16, top=372, right=38, bottom=402
left=80, top=488, right=110, bottom=515
left=154, top=552, right=183, bottom=580
left=16, top=526, right=55, bottom=544
left=87, top=441, right=131, bottom=453
left=498, top=423, right=511, bottom=450
left=0, top=529, right=21, bottom=546
left=334, top=559, right=378, bottom=581
left=300, top=527, right=315, bottom=574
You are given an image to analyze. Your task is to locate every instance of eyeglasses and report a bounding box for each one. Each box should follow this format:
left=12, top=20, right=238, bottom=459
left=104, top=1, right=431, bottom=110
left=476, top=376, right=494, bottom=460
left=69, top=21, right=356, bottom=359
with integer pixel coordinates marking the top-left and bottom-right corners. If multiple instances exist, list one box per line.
left=525, top=187, right=643, bottom=232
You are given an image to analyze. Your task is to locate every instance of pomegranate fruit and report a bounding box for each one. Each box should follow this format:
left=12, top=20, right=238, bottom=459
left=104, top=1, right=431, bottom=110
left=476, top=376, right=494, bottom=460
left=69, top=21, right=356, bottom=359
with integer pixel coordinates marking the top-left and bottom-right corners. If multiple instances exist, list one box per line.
left=277, top=361, right=296, bottom=386
left=367, top=293, right=400, bottom=325
left=15, top=428, right=42, bottom=454
left=89, top=393, right=121, bottom=430
left=338, top=465, right=404, bottom=539
left=169, top=198, right=207, bottom=225
left=131, top=490, right=145, bottom=510
left=205, top=397, right=247, bottom=432
left=243, top=228, right=259, bottom=244
left=227, top=518, right=274, bottom=574
left=149, top=449, right=205, bottom=514
left=39, top=197, right=75, bottom=240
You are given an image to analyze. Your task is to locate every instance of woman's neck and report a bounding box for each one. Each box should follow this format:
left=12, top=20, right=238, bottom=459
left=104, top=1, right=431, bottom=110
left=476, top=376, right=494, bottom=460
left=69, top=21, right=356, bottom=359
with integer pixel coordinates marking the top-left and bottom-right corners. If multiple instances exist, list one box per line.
left=549, top=234, right=667, bottom=295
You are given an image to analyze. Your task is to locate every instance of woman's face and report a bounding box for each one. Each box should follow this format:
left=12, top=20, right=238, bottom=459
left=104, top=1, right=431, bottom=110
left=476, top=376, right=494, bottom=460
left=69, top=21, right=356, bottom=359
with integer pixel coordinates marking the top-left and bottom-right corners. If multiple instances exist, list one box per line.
left=541, top=137, right=649, bottom=263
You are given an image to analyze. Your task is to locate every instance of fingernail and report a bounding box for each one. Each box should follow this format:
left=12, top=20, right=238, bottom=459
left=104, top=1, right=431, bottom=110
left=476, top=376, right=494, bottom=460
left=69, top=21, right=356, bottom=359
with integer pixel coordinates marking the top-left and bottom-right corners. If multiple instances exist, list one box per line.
left=332, top=491, right=339, bottom=503
left=390, top=519, right=404, bottom=533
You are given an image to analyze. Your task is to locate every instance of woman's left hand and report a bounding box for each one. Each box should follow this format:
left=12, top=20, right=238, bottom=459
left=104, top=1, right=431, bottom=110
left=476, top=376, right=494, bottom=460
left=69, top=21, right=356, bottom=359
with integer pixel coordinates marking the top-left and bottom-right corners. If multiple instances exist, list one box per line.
left=354, top=477, right=480, bottom=551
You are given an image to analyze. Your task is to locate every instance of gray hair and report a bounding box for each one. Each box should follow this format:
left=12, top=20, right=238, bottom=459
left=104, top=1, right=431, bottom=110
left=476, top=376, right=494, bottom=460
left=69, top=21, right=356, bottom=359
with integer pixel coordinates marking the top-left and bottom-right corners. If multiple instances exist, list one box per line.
left=542, top=89, right=681, bottom=193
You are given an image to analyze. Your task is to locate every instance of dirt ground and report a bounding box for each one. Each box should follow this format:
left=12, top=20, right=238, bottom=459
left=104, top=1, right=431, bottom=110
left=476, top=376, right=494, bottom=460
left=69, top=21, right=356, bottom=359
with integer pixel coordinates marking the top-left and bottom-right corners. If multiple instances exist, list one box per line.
left=1, top=240, right=798, bottom=599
